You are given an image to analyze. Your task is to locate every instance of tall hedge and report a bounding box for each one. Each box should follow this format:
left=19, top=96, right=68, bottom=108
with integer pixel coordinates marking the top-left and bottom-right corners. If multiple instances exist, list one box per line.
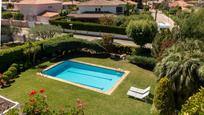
left=49, top=20, right=126, bottom=35
left=152, top=77, right=175, bottom=115
left=0, top=34, right=105, bottom=72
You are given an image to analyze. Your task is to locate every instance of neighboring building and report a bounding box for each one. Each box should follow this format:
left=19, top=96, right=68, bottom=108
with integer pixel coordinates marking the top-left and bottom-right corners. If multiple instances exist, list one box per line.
left=37, top=12, right=59, bottom=23
left=62, top=1, right=80, bottom=9
left=14, top=0, right=62, bottom=21
left=77, top=0, right=127, bottom=14
left=67, top=0, right=132, bottom=22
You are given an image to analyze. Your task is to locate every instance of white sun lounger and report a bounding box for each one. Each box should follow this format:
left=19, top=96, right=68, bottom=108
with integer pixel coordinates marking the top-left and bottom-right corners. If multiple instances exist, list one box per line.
left=129, top=86, right=150, bottom=94
left=127, top=90, right=150, bottom=100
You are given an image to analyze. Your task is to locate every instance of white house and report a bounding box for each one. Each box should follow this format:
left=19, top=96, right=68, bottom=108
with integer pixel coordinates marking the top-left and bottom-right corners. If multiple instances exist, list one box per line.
left=77, top=0, right=127, bottom=14
left=14, top=0, right=62, bottom=21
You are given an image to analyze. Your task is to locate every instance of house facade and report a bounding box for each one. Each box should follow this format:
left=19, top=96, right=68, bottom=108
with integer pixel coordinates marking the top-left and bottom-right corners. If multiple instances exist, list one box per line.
left=14, top=0, right=62, bottom=21
left=77, top=0, right=127, bottom=14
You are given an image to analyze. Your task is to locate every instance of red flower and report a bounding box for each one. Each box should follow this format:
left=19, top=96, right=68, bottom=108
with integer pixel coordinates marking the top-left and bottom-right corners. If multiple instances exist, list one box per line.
left=29, top=90, right=37, bottom=96
left=39, top=88, right=45, bottom=93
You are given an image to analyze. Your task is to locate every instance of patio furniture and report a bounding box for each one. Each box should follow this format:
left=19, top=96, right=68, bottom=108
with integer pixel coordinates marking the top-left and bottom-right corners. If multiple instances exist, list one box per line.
left=129, top=86, right=150, bottom=94
left=127, top=90, right=150, bottom=101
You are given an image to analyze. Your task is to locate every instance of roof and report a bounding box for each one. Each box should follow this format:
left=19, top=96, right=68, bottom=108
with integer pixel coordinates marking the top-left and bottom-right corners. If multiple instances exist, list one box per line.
left=39, top=12, right=59, bottom=17
left=123, top=0, right=136, bottom=5
left=78, top=0, right=126, bottom=6
left=63, top=1, right=80, bottom=5
left=67, top=13, right=116, bottom=19
left=15, top=0, right=62, bottom=5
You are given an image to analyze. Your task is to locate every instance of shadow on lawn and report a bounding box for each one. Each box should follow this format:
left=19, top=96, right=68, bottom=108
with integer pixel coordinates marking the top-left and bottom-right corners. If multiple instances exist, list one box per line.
left=128, top=93, right=154, bottom=104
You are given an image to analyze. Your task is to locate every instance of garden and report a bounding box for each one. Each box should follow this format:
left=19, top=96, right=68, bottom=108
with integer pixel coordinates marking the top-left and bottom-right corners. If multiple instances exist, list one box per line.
left=1, top=6, right=204, bottom=115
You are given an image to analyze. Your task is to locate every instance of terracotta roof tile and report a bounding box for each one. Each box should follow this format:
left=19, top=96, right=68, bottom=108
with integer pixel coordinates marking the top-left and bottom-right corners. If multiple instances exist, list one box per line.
left=40, top=12, right=59, bottom=17
left=16, top=0, right=61, bottom=4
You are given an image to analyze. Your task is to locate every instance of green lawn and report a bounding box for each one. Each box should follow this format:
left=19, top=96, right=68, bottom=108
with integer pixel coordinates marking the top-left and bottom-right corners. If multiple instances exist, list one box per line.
left=0, top=57, right=156, bottom=115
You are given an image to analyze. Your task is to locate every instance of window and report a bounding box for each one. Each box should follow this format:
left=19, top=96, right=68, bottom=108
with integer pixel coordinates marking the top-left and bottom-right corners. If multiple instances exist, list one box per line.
left=48, top=6, right=52, bottom=9
left=95, top=8, right=101, bottom=12
left=116, top=7, right=123, bottom=13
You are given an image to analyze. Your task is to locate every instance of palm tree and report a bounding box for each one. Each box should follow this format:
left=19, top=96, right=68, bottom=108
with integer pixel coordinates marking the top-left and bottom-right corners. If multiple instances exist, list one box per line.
left=154, top=39, right=204, bottom=109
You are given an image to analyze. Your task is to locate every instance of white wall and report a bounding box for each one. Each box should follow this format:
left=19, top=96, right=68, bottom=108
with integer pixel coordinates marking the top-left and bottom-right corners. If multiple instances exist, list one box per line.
left=15, top=3, right=62, bottom=21
left=78, top=5, right=124, bottom=14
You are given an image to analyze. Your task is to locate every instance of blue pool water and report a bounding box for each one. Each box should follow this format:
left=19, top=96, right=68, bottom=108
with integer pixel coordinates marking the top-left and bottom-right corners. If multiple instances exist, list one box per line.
left=42, top=61, right=124, bottom=92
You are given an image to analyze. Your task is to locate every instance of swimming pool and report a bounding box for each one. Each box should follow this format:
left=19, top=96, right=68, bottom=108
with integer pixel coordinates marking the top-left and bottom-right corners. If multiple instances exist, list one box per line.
left=41, top=60, right=129, bottom=94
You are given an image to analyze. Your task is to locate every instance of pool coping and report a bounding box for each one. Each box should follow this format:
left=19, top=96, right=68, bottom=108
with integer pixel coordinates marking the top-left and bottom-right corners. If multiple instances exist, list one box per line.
left=37, top=59, right=130, bottom=95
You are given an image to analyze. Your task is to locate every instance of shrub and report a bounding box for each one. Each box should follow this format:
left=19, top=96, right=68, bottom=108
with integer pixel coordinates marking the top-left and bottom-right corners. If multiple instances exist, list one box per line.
left=13, top=12, right=24, bottom=20
left=152, top=77, right=175, bottom=115
left=2, top=74, right=9, bottom=84
left=8, top=67, right=17, bottom=78
left=128, top=55, right=156, bottom=70
left=99, top=15, right=116, bottom=26
left=180, top=87, right=204, bottom=114
left=132, top=48, right=152, bottom=57
left=49, top=20, right=126, bottom=35
left=126, top=20, right=157, bottom=47
left=2, top=12, right=13, bottom=19
left=3, top=70, right=13, bottom=80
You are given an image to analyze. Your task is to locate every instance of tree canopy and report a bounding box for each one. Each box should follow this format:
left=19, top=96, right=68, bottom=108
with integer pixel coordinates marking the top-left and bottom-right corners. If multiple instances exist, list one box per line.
left=181, top=8, right=204, bottom=40
left=29, top=25, right=63, bottom=40
left=154, top=39, right=204, bottom=109
left=126, top=20, right=157, bottom=47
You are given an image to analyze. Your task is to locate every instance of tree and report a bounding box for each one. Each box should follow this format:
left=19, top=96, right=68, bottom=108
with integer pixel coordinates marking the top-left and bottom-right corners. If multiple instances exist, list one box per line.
left=126, top=20, right=157, bottom=47
left=154, top=39, right=204, bottom=109
left=60, top=9, right=69, bottom=16
left=152, top=77, right=175, bottom=115
left=181, top=8, right=204, bottom=40
left=1, top=25, right=20, bottom=44
left=29, top=25, right=63, bottom=39
left=180, top=87, right=204, bottom=114
left=125, top=3, right=136, bottom=16
left=151, top=29, right=178, bottom=58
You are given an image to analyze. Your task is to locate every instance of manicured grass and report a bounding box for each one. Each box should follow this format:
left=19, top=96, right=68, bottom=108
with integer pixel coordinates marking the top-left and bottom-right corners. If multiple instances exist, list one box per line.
left=0, top=57, right=156, bottom=115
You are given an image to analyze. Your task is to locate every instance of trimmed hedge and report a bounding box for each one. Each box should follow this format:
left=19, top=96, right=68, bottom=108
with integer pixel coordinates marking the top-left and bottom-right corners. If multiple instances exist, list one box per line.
left=0, top=34, right=105, bottom=72
left=49, top=20, right=126, bottom=35
left=128, top=55, right=156, bottom=70
left=2, top=12, right=24, bottom=20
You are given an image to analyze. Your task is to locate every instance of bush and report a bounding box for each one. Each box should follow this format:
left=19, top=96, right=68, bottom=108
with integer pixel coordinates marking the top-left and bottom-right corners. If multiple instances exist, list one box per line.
left=2, top=12, right=13, bottom=19
left=49, top=20, right=126, bottom=35
left=180, top=87, right=204, bottom=114
left=2, top=74, right=9, bottom=84
left=8, top=67, right=17, bottom=78
left=3, top=70, right=12, bottom=81
left=152, top=77, right=175, bottom=115
left=13, top=12, right=24, bottom=20
left=128, top=55, right=156, bottom=70
left=99, top=15, right=116, bottom=26
left=132, top=48, right=152, bottom=57
left=0, top=35, right=105, bottom=72
left=2, top=12, right=24, bottom=20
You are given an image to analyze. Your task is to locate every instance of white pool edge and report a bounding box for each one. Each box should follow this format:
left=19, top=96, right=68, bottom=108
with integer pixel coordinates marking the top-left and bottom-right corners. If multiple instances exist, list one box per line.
left=37, top=60, right=130, bottom=95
